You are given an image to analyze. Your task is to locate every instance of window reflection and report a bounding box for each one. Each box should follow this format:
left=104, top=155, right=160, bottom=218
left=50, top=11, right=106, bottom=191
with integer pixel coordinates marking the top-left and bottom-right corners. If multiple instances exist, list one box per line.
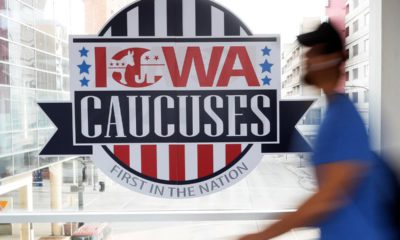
left=7, top=0, right=35, bottom=26
left=11, top=88, right=37, bottom=131
left=12, top=130, right=38, bottom=153
left=0, top=156, right=13, bottom=178
left=7, top=18, right=35, bottom=48
left=0, top=86, right=11, bottom=132
left=0, top=63, right=10, bottom=85
left=9, top=64, right=36, bottom=87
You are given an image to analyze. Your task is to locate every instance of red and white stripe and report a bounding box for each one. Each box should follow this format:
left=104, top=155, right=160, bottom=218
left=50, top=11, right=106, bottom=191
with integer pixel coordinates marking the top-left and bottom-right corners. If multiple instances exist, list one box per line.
left=110, top=143, right=244, bottom=181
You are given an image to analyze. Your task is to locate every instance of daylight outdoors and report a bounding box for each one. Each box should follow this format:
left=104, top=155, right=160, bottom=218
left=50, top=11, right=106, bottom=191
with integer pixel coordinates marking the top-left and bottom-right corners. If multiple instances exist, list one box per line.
left=1, top=0, right=399, bottom=239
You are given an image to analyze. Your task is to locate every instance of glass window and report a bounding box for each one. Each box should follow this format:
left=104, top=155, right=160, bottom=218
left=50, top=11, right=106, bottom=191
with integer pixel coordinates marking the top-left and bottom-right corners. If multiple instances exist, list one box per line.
left=35, top=31, right=55, bottom=54
left=20, top=0, right=33, bottom=7
left=364, top=90, right=369, bottom=103
left=353, top=68, right=359, bottom=80
left=0, top=86, right=11, bottom=132
left=364, top=12, right=370, bottom=27
left=353, top=19, right=359, bottom=33
left=364, top=64, right=369, bottom=78
left=8, top=41, right=35, bottom=67
left=0, top=133, right=12, bottom=155
left=352, top=92, right=359, bottom=103
left=37, top=71, right=57, bottom=90
left=0, top=0, right=7, bottom=12
left=0, top=62, right=10, bottom=85
left=62, top=75, right=69, bottom=91
left=0, top=38, right=9, bottom=62
left=364, top=38, right=369, bottom=52
left=37, top=129, right=55, bottom=147
left=34, top=2, right=55, bottom=36
left=353, top=44, right=359, bottom=57
left=9, top=64, right=36, bottom=88
left=0, top=156, right=13, bottom=179
left=353, top=0, right=359, bottom=9
left=14, top=151, right=35, bottom=174
left=11, top=88, right=37, bottom=131
left=12, top=129, right=38, bottom=153
left=34, top=0, right=54, bottom=12
left=7, top=0, right=35, bottom=26
left=39, top=156, right=59, bottom=167
left=0, top=15, right=8, bottom=38
left=303, top=108, right=321, bottom=125
left=7, top=19, right=35, bottom=48
left=345, top=26, right=349, bottom=37
left=345, top=71, right=349, bottom=81
left=62, top=58, right=68, bottom=74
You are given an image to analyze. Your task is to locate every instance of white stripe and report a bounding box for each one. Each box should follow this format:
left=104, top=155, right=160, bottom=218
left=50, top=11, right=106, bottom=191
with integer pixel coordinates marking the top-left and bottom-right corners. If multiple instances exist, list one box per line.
left=154, top=0, right=167, bottom=37
left=102, top=28, right=112, bottom=37
left=185, top=144, right=198, bottom=180
left=213, top=143, right=226, bottom=172
left=157, top=144, right=170, bottom=180
left=182, top=0, right=196, bottom=36
left=211, top=7, right=224, bottom=37
left=240, top=27, right=248, bottom=36
left=127, top=7, right=139, bottom=37
left=130, top=144, right=142, bottom=173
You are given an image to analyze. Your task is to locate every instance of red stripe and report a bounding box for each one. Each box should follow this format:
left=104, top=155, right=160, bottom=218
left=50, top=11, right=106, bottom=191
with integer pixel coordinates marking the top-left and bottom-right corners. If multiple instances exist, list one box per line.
left=95, top=47, right=107, bottom=87
left=141, top=145, right=157, bottom=178
left=113, top=145, right=130, bottom=166
left=197, top=144, right=214, bottom=178
left=169, top=145, right=185, bottom=181
left=226, top=144, right=242, bottom=166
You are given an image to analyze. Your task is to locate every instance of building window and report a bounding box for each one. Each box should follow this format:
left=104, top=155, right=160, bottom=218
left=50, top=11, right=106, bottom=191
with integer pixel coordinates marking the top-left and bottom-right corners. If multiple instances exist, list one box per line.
left=352, top=92, right=359, bottom=103
left=364, top=13, right=370, bottom=27
left=353, top=0, right=359, bottom=9
left=345, top=71, right=349, bottom=81
left=346, top=4, right=350, bottom=14
left=353, top=44, right=359, bottom=57
left=353, top=20, right=359, bottom=33
left=345, top=26, right=350, bottom=37
left=364, top=39, right=369, bottom=52
left=364, top=90, right=369, bottom=103
left=364, top=64, right=369, bottom=78
left=353, top=68, right=359, bottom=80
left=303, top=109, right=322, bottom=125
left=345, top=49, right=349, bottom=60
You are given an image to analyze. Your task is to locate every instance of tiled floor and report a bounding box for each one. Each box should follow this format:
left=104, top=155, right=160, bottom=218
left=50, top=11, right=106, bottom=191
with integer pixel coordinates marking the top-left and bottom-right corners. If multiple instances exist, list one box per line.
left=1, top=155, right=319, bottom=239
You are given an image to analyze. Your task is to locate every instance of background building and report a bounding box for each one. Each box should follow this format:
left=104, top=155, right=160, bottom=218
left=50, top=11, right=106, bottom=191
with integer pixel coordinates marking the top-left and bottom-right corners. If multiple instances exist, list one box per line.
left=344, top=0, right=370, bottom=125
left=0, top=0, right=84, bottom=238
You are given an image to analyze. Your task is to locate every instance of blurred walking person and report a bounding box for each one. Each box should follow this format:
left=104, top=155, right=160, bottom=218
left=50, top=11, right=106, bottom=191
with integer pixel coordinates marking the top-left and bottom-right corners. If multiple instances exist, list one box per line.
left=239, top=22, right=398, bottom=240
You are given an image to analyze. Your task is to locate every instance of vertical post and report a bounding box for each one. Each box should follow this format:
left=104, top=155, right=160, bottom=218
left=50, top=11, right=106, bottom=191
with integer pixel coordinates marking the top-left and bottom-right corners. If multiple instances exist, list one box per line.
left=50, top=164, right=63, bottom=235
left=19, top=182, right=33, bottom=240
left=370, top=0, right=400, bottom=168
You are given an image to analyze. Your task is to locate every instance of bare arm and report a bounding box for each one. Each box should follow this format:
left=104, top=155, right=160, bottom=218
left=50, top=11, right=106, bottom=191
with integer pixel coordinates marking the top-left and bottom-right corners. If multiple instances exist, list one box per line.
left=239, top=161, right=367, bottom=240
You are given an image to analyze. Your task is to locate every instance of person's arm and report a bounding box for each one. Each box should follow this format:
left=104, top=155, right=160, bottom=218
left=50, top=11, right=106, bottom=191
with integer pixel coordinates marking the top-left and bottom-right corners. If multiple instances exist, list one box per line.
left=239, top=161, right=367, bottom=240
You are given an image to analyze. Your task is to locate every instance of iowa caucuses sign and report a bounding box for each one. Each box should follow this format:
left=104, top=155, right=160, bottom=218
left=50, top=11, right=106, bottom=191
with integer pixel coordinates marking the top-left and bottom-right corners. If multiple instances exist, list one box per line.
left=39, top=0, right=312, bottom=198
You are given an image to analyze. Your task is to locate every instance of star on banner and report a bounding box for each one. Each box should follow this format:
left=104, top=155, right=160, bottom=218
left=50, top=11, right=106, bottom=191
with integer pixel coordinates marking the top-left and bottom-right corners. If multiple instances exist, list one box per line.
left=77, top=60, right=91, bottom=74
left=262, top=46, right=271, bottom=56
left=80, top=77, right=90, bottom=87
left=79, top=47, right=89, bottom=57
left=260, top=59, right=273, bottom=73
left=262, top=76, right=272, bottom=85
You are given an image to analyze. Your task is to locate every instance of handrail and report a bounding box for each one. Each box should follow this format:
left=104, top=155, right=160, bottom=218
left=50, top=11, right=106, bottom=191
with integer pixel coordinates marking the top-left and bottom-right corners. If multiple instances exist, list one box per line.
left=0, top=209, right=295, bottom=223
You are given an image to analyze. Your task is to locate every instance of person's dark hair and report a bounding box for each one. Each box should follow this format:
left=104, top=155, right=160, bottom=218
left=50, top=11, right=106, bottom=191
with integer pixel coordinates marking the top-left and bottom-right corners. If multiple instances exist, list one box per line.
left=297, top=22, right=344, bottom=55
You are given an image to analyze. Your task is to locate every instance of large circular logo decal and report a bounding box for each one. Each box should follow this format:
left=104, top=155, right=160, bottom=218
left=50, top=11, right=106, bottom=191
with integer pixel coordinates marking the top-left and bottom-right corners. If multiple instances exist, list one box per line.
left=38, top=0, right=312, bottom=198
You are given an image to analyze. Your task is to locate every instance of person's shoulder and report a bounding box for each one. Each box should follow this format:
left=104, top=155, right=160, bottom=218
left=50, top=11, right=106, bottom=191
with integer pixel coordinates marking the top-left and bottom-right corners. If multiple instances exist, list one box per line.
left=329, top=94, right=362, bottom=122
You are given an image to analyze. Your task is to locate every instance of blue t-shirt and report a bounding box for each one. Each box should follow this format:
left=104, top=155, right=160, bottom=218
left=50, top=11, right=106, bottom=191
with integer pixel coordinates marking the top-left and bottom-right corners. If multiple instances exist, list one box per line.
left=311, top=93, right=394, bottom=240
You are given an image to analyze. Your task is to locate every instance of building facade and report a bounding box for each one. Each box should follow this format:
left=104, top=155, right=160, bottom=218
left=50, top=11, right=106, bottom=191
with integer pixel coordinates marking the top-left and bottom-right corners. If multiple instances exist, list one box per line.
left=344, top=0, right=370, bottom=124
